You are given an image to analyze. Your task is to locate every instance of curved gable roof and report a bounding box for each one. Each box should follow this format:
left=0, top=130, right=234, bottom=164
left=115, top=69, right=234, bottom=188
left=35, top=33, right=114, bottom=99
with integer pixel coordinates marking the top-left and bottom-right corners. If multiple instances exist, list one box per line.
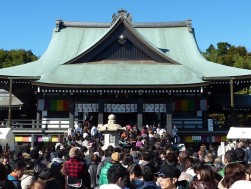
left=0, top=10, right=250, bottom=86
left=64, top=17, right=179, bottom=64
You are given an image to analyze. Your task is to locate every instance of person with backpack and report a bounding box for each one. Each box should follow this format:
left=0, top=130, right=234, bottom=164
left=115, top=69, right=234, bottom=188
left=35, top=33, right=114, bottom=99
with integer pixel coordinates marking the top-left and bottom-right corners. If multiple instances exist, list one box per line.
left=49, top=150, right=65, bottom=187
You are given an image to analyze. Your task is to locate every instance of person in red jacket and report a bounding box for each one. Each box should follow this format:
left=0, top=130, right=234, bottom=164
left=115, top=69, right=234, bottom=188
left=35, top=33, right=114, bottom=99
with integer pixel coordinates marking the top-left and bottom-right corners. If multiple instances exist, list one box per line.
left=64, top=147, right=89, bottom=189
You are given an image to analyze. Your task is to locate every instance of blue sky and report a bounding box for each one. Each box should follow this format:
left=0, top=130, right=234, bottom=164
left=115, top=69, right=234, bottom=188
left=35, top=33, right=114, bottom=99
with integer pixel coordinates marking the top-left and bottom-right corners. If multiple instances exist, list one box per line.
left=1, top=0, right=250, bottom=56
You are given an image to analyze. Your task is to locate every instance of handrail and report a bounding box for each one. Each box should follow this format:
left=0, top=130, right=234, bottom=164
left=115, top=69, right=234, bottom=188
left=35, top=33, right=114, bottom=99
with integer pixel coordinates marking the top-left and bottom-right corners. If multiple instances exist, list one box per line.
left=2, top=118, right=79, bottom=130
left=0, top=118, right=231, bottom=132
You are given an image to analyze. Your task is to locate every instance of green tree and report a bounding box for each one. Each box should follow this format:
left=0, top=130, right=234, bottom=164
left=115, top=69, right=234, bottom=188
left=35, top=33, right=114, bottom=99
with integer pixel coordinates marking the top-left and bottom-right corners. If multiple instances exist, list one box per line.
left=228, top=46, right=247, bottom=57
left=0, top=49, right=38, bottom=68
left=203, top=42, right=251, bottom=69
left=233, top=54, right=249, bottom=69
left=203, top=44, right=218, bottom=62
left=217, top=42, right=231, bottom=56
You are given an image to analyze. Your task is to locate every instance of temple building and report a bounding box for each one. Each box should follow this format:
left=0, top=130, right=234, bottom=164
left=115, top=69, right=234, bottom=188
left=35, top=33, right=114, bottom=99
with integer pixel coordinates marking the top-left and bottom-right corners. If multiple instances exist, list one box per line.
left=1, top=9, right=251, bottom=145
left=0, top=89, right=23, bottom=120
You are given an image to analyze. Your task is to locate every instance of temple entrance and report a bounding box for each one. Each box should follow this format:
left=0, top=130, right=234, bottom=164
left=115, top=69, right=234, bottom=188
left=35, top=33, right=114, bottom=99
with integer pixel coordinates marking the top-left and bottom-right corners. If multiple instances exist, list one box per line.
left=80, top=111, right=167, bottom=128
left=143, top=112, right=167, bottom=128
left=103, top=113, right=137, bottom=127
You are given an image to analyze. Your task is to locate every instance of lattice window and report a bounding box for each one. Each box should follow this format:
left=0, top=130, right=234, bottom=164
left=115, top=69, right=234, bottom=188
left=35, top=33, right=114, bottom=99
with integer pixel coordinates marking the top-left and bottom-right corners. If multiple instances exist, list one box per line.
left=93, top=40, right=151, bottom=60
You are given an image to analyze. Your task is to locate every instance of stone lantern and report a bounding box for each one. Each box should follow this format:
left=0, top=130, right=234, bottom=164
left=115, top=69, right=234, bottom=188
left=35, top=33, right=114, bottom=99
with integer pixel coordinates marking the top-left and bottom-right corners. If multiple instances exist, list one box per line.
left=98, top=114, right=124, bottom=149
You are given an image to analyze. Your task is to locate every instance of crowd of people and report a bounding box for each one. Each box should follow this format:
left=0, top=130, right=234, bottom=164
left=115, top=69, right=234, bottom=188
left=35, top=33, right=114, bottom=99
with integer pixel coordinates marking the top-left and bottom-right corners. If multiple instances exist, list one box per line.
left=1, top=122, right=251, bottom=189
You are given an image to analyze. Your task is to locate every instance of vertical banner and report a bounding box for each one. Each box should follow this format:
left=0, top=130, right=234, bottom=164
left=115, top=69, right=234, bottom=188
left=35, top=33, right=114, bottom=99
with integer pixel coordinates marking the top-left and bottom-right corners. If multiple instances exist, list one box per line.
left=200, top=99, right=207, bottom=111
left=166, top=114, right=172, bottom=135
left=37, top=99, right=45, bottom=111
left=208, top=119, right=214, bottom=131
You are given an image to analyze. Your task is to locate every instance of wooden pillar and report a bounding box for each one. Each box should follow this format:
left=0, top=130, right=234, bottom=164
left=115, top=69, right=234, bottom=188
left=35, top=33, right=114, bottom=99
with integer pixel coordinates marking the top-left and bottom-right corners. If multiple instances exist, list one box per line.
left=69, top=98, right=75, bottom=129
left=137, top=114, right=143, bottom=130
left=230, top=79, right=235, bottom=126
left=8, top=78, right=13, bottom=128
left=166, top=101, right=172, bottom=135
left=98, top=101, right=104, bottom=126
left=36, top=111, right=41, bottom=129
left=137, top=99, right=143, bottom=130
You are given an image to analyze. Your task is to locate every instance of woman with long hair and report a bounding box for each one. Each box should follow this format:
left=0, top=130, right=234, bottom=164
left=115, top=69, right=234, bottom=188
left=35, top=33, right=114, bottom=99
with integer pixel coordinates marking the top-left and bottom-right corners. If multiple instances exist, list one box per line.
left=218, top=162, right=246, bottom=189
left=229, top=163, right=251, bottom=189
left=190, top=165, right=218, bottom=189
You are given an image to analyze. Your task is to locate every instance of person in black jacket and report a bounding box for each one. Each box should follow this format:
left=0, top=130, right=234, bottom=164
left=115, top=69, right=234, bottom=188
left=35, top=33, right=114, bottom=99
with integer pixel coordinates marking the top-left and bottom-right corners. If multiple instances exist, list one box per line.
left=30, top=149, right=47, bottom=180
left=38, top=168, right=63, bottom=189
left=0, top=162, right=15, bottom=189
left=49, top=150, right=65, bottom=187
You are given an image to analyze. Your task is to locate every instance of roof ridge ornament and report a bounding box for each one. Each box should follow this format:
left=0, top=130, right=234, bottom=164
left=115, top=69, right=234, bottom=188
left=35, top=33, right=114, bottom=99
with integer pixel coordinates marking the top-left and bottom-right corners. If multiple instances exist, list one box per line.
left=112, top=9, right=132, bottom=24
left=55, top=19, right=63, bottom=32
left=186, top=19, right=192, bottom=32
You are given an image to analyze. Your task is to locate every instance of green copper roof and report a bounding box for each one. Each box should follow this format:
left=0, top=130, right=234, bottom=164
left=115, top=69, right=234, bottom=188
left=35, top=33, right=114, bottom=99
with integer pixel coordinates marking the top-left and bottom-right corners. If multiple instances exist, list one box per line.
left=136, top=27, right=251, bottom=77
left=35, top=62, right=204, bottom=86
left=0, top=27, right=110, bottom=76
left=0, top=13, right=251, bottom=86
